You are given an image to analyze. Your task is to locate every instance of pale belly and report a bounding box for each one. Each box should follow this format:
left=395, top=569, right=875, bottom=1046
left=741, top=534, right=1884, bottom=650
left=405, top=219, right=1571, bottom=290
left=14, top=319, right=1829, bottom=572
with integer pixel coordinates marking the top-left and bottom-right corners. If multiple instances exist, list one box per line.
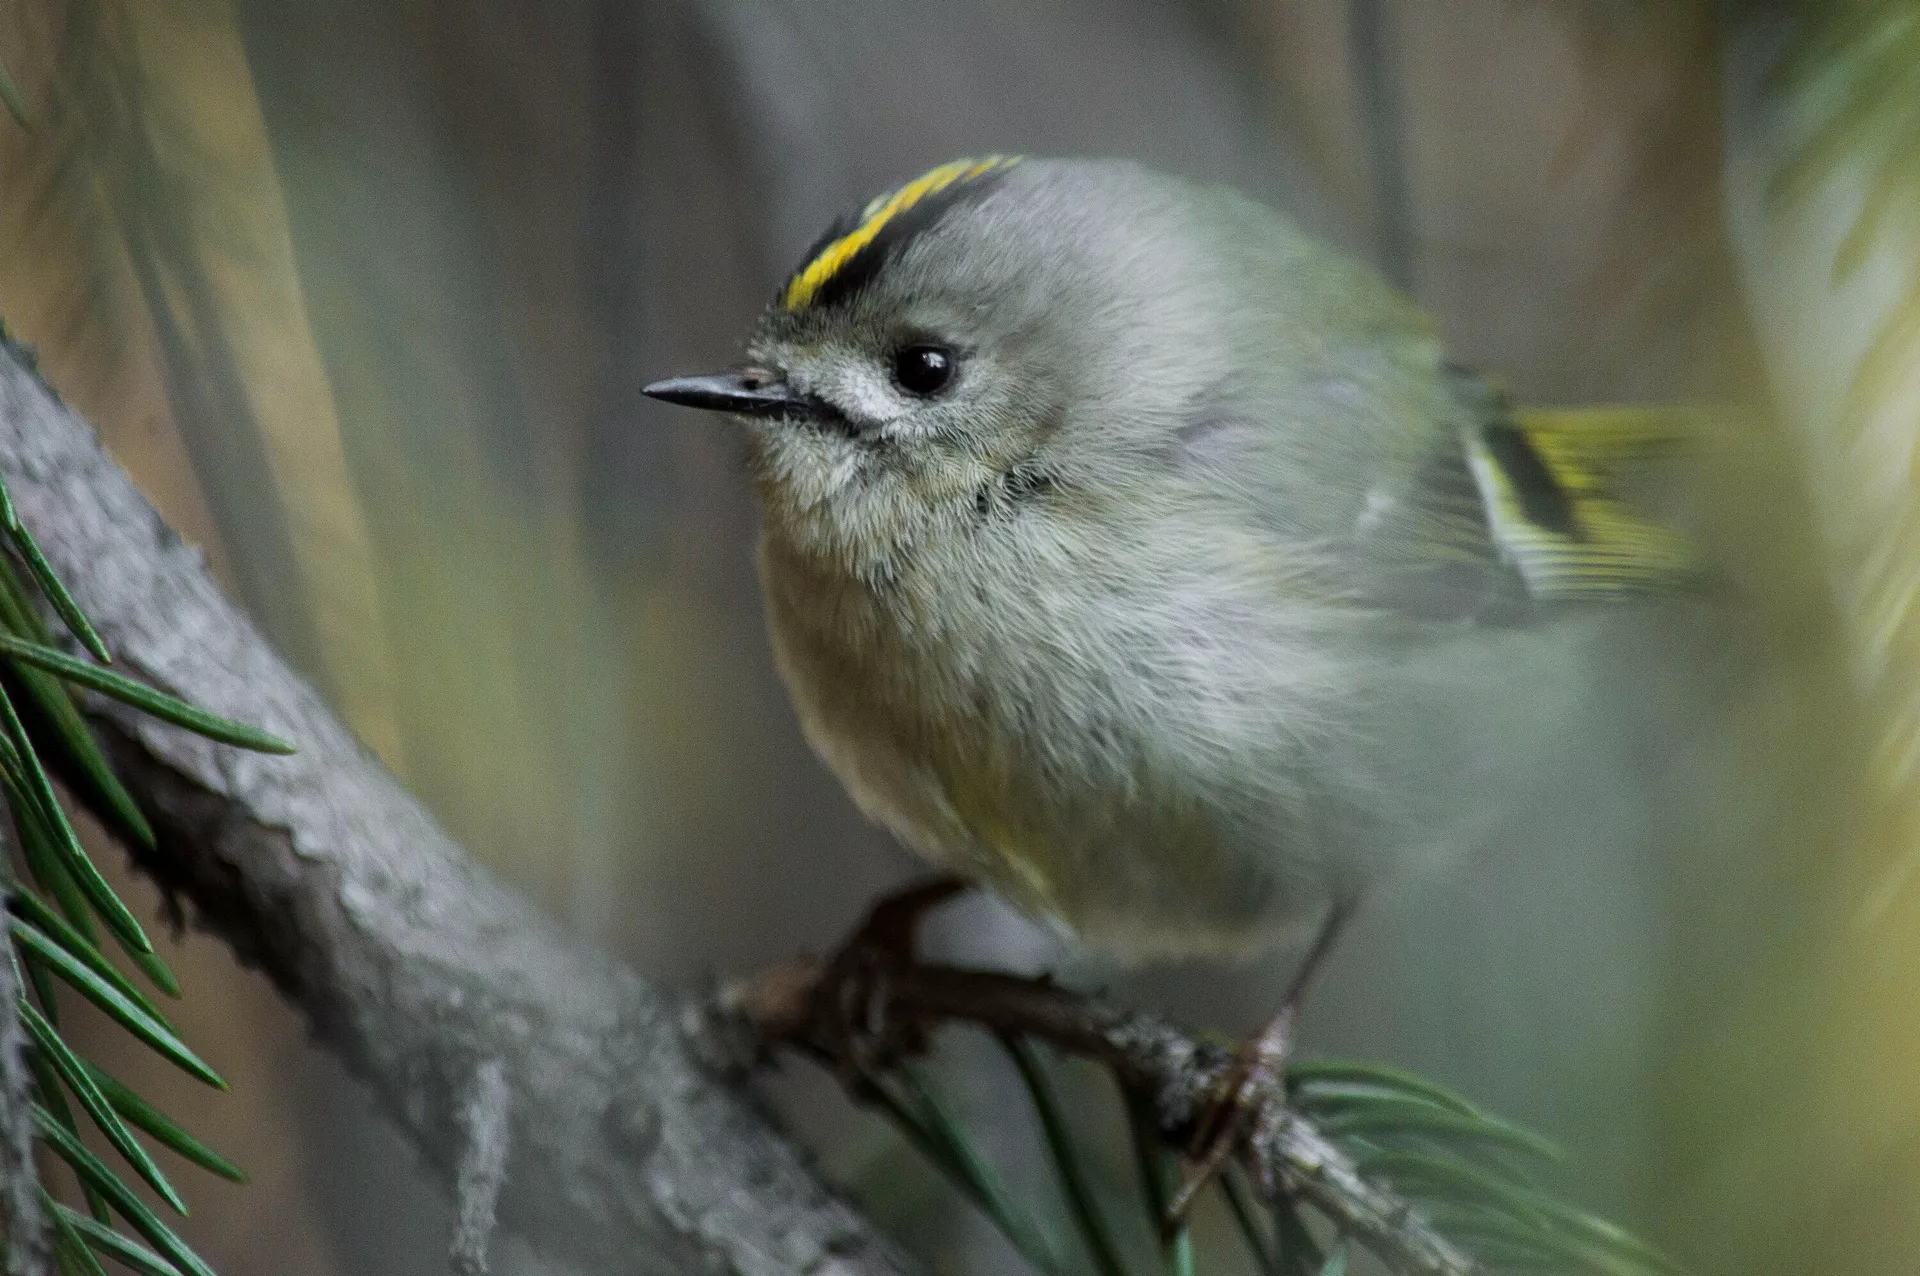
left=758, top=542, right=1384, bottom=962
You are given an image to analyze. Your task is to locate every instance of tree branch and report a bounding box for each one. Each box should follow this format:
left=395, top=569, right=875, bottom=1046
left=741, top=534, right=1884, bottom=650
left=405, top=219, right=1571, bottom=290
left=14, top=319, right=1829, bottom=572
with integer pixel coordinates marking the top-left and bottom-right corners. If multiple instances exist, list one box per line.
left=0, top=336, right=917, bottom=1276
left=709, top=958, right=1483, bottom=1276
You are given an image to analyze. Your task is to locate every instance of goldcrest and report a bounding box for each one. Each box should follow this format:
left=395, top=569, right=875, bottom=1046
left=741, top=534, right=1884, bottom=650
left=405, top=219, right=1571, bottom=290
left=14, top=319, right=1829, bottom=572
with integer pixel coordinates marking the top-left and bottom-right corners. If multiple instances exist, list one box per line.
left=647, top=157, right=1697, bottom=962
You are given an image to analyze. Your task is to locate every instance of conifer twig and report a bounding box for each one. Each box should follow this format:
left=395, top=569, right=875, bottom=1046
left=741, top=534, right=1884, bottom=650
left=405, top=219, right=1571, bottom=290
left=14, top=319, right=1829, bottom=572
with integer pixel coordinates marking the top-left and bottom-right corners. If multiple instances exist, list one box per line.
left=717, top=959, right=1483, bottom=1276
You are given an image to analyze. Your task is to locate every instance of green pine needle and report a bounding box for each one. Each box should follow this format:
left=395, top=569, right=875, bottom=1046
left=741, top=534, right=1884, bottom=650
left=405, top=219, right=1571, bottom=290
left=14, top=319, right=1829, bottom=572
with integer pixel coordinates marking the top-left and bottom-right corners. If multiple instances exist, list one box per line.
left=1356, top=1148, right=1553, bottom=1227
left=130, top=948, right=182, bottom=1000
left=1355, top=1144, right=1679, bottom=1275
left=52, top=1238, right=90, bottom=1276
left=81, top=1061, right=246, bottom=1183
left=865, top=1079, right=1060, bottom=1272
left=22, top=1033, right=110, bottom=1224
left=0, top=680, right=152, bottom=954
left=1123, top=1095, right=1193, bottom=1276
left=45, top=1191, right=112, bottom=1276
left=1314, top=1096, right=1563, bottom=1164
left=49, top=1201, right=186, bottom=1276
left=1832, top=130, right=1920, bottom=278
left=9, top=889, right=172, bottom=1025
left=11, top=918, right=223, bottom=1088
left=1423, top=1200, right=1631, bottom=1273
left=18, top=943, right=62, bottom=1028
left=1286, top=1060, right=1480, bottom=1116
left=854, top=1032, right=1668, bottom=1276
left=1763, top=1, right=1920, bottom=441
left=1273, top=1200, right=1327, bottom=1276
left=0, top=60, right=26, bottom=130
left=999, top=1034, right=1130, bottom=1276
left=888, top=1063, right=1062, bottom=1273
left=21, top=997, right=188, bottom=1213
left=30, top=1105, right=217, bottom=1276
left=0, top=556, right=156, bottom=849
left=10, top=788, right=99, bottom=958
left=1221, top=1165, right=1282, bottom=1275
left=9, top=533, right=109, bottom=664
left=0, top=477, right=107, bottom=663
left=0, top=632, right=294, bottom=754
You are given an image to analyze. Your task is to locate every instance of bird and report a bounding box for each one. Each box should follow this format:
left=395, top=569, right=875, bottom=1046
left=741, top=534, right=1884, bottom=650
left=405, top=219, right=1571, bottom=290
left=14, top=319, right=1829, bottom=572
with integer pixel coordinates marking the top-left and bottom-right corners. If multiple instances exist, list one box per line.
left=643, top=154, right=1701, bottom=1208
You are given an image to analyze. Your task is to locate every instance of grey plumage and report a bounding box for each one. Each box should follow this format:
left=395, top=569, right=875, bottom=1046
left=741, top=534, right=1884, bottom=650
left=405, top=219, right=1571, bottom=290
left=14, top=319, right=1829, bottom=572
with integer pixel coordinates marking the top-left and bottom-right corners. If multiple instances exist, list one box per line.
left=648, top=157, right=1698, bottom=961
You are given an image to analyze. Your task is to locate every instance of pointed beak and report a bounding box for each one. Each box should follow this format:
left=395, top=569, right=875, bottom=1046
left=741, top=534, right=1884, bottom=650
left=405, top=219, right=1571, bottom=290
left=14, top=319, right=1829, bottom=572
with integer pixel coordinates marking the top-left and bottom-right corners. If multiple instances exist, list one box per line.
left=642, top=368, right=822, bottom=420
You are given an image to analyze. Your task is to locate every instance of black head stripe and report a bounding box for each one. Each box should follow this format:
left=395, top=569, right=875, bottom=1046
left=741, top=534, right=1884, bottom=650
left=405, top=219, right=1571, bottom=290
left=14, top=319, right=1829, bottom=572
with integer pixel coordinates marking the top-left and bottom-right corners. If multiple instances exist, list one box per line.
left=778, top=156, right=1022, bottom=312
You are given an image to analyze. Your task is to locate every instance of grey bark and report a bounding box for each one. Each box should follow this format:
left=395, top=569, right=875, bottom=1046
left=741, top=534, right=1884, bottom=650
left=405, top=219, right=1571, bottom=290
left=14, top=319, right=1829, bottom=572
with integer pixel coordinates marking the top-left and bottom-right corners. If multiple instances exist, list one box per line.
left=450, top=1059, right=511, bottom=1276
left=0, top=338, right=916, bottom=1276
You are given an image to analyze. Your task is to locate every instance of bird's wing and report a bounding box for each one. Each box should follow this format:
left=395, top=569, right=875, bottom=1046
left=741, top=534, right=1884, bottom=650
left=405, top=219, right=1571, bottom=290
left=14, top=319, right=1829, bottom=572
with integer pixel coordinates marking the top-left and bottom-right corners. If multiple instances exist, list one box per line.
left=1351, top=369, right=1704, bottom=621
left=1464, top=404, right=1702, bottom=601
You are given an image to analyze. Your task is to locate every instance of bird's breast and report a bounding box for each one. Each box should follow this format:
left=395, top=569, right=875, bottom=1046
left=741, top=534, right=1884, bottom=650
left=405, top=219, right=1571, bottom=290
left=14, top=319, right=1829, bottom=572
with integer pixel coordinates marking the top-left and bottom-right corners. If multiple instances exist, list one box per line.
left=756, top=510, right=1373, bottom=961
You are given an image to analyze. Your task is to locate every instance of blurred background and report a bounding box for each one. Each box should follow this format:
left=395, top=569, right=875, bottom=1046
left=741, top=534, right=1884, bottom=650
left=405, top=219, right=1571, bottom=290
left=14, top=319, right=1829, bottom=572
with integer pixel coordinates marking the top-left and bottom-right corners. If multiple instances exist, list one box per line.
left=2, top=1, right=1916, bottom=1273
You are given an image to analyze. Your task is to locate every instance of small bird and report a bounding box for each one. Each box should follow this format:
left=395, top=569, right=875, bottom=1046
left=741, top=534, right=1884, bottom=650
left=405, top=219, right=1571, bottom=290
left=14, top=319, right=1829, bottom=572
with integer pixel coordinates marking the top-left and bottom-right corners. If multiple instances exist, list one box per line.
left=644, top=155, right=1699, bottom=1201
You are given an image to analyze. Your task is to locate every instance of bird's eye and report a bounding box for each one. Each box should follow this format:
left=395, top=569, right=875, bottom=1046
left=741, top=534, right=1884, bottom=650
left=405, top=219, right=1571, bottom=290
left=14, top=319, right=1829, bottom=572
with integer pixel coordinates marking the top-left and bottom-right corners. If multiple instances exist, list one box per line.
left=892, top=344, right=956, bottom=397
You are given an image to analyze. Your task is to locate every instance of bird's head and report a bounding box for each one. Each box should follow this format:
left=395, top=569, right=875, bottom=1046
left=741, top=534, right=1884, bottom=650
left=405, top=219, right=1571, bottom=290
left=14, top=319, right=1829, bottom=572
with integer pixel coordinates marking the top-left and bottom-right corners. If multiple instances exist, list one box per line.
left=644, top=156, right=1232, bottom=576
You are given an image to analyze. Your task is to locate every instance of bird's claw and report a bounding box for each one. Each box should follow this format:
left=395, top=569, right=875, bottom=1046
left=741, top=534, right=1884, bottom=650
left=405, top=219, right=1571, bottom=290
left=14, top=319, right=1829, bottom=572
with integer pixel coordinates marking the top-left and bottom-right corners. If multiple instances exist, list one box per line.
left=1164, top=903, right=1351, bottom=1229
left=808, top=877, right=967, bottom=1088
left=1164, top=1011, right=1296, bottom=1230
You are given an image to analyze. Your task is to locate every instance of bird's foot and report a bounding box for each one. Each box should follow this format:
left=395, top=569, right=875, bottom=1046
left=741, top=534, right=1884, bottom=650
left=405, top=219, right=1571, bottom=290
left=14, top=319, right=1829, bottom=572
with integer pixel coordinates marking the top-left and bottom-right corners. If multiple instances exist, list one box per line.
left=809, top=876, right=968, bottom=1088
left=1164, top=1007, right=1296, bottom=1228
left=1163, top=902, right=1351, bottom=1230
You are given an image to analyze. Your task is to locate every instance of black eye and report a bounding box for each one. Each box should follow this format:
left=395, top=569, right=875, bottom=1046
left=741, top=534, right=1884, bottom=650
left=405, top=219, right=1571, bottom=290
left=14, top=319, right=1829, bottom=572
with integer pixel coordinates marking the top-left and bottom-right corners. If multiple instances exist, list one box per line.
left=892, top=344, right=956, bottom=397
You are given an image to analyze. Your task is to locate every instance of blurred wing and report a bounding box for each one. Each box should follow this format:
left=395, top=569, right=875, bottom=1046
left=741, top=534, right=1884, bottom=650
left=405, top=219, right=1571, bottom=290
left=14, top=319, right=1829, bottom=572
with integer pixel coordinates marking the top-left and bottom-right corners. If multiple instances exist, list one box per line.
left=1465, top=404, right=1701, bottom=601
left=1365, top=374, right=1704, bottom=619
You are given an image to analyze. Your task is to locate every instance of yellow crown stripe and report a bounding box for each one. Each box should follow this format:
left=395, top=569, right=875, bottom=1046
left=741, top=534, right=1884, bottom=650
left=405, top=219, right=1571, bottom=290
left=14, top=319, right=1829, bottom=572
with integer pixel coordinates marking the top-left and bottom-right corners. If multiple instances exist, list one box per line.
left=780, top=156, right=1018, bottom=311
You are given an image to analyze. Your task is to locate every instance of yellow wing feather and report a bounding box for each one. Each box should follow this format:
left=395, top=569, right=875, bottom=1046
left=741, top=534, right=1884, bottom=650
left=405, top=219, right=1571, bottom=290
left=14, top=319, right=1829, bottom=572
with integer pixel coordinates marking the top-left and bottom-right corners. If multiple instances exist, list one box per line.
left=1465, top=406, right=1704, bottom=600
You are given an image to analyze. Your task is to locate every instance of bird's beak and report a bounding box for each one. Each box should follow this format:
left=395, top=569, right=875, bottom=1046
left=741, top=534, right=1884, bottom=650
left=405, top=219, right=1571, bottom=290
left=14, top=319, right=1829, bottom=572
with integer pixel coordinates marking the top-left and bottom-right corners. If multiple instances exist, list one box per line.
left=641, top=368, right=822, bottom=420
